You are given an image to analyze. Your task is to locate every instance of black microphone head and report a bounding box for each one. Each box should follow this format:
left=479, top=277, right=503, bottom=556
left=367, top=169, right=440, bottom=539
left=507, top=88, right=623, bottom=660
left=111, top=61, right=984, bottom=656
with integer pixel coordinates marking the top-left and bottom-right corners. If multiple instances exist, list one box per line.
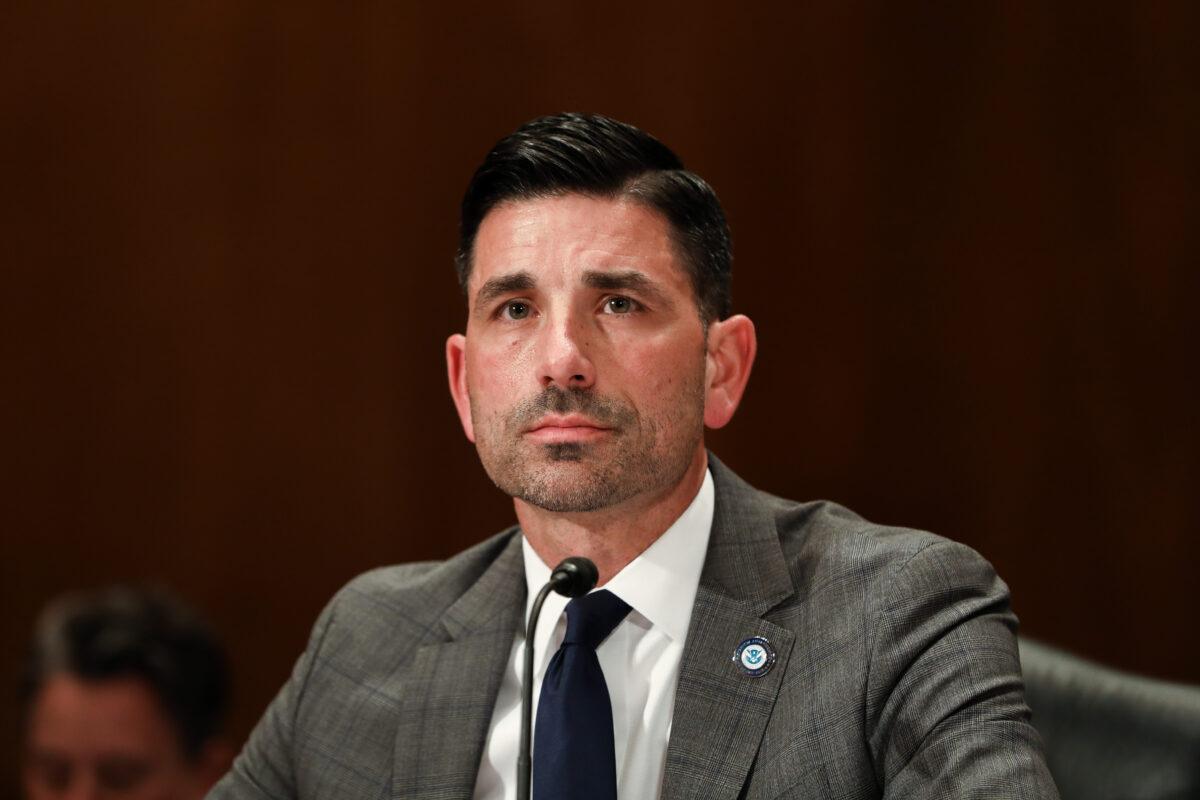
left=549, top=557, right=599, bottom=598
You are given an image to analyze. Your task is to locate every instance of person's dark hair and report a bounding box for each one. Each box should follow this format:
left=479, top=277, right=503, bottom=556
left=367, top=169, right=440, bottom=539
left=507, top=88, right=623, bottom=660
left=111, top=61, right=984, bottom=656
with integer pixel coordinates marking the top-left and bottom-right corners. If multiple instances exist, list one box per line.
left=457, top=112, right=734, bottom=322
left=20, top=586, right=230, bottom=759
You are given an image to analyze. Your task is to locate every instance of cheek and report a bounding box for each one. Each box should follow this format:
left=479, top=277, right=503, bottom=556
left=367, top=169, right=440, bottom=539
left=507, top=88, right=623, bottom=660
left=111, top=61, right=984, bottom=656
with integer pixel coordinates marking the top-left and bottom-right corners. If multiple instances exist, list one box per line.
left=608, top=341, right=704, bottom=408
left=467, top=344, right=530, bottom=404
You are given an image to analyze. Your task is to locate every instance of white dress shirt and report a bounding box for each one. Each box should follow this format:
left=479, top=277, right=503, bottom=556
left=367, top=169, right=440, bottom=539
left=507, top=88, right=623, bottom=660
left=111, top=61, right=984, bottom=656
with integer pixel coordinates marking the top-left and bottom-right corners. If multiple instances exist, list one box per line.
left=472, top=468, right=715, bottom=800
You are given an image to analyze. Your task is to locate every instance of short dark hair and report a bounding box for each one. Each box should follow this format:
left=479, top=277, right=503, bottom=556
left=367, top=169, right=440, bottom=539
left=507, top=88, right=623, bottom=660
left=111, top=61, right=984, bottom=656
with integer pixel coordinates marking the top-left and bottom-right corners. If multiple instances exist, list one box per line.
left=456, top=112, right=734, bottom=322
left=20, top=586, right=230, bottom=758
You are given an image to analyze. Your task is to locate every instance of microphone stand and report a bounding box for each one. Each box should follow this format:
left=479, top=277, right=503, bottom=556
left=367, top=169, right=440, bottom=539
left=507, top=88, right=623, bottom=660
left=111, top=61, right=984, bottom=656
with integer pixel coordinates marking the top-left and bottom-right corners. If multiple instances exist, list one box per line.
left=518, top=581, right=557, bottom=800
left=517, top=557, right=599, bottom=800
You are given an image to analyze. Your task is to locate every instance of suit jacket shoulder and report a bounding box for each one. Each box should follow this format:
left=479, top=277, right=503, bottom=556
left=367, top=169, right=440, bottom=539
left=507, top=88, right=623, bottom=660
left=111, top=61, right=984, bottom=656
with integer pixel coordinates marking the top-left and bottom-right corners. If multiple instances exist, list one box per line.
left=326, top=526, right=522, bottom=649
left=675, top=456, right=1058, bottom=799
left=209, top=527, right=525, bottom=800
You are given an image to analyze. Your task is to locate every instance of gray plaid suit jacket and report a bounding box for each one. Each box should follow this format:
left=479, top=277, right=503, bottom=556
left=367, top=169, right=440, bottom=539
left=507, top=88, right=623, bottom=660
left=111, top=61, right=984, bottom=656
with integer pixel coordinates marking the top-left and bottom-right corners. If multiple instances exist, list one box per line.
left=209, top=455, right=1058, bottom=799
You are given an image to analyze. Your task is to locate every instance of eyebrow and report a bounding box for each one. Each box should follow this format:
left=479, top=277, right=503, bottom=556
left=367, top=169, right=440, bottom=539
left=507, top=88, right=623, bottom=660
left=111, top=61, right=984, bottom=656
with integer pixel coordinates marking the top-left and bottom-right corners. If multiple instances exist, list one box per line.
left=582, top=269, right=672, bottom=308
left=474, top=271, right=536, bottom=311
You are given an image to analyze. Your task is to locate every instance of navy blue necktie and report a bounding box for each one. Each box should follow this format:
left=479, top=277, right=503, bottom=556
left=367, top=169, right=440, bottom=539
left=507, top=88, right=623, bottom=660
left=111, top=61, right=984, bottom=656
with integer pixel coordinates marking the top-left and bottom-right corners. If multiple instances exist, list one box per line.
left=533, top=589, right=632, bottom=800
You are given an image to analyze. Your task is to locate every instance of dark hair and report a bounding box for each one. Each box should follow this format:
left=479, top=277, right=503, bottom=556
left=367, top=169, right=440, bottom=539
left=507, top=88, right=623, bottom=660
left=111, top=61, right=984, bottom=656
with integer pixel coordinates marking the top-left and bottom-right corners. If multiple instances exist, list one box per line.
left=456, top=112, right=734, bottom=322
left=20, top=586, right=230, bottom=758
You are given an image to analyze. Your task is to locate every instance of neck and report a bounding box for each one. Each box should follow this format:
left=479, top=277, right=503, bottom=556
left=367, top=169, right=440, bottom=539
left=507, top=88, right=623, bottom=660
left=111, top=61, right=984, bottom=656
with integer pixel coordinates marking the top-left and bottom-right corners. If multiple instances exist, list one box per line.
left=516, top=448, right=708, bottom=586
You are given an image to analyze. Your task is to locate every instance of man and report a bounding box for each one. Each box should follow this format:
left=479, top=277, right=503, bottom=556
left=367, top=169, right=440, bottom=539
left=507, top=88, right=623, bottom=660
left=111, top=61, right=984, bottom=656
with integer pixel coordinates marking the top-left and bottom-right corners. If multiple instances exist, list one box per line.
left=22, top=586, right=234, bottom=800
left=210, top=113, right=1058, bottom=799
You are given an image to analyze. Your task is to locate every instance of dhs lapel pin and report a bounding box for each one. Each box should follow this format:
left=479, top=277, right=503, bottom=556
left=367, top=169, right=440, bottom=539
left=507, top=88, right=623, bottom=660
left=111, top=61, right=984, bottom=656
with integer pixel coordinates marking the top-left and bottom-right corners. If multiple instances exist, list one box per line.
left=733, top=636, right=776, bottom=678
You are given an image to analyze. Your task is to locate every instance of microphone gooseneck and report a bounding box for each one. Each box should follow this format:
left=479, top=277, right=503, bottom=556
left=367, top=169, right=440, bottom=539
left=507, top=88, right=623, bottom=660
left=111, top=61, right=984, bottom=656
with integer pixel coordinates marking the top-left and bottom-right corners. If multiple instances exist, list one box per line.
left=517, top=556, right=600, bottom=800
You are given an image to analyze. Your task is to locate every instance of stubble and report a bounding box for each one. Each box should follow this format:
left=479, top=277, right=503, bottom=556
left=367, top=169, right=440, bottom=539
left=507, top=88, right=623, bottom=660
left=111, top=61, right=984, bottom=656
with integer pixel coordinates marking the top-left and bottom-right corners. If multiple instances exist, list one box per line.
left=471, top=374, right=705, bottom=513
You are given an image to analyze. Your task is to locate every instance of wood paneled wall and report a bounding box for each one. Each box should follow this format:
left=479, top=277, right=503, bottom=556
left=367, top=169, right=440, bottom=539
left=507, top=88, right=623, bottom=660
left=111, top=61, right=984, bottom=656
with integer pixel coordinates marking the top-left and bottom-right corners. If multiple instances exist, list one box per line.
left=3, top=2, right=1197, bottom=792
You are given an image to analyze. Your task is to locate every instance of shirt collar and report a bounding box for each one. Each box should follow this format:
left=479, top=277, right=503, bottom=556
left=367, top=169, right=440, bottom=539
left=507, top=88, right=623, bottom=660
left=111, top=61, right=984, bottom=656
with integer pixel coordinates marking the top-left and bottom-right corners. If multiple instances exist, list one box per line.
left=521, top=467, right=714, bottom=644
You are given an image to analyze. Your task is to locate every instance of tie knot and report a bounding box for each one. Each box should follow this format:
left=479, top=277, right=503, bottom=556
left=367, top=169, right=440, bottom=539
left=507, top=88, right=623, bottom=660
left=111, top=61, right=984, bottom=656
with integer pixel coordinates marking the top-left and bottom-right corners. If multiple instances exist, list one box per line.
left=563, top=590, right=631, bottom=649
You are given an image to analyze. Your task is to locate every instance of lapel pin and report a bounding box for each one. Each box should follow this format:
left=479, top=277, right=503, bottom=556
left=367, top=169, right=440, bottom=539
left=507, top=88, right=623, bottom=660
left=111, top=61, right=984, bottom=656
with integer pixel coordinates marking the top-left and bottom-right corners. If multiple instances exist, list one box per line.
left=732, top=636, right=776, bottom=678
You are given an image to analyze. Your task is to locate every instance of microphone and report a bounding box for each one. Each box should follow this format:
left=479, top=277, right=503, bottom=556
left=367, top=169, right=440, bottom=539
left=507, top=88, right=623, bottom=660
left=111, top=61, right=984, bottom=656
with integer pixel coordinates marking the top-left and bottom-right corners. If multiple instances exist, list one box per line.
left=547, top=556, right=599, bottom=598
left=517, top=556, right=599, bottom=800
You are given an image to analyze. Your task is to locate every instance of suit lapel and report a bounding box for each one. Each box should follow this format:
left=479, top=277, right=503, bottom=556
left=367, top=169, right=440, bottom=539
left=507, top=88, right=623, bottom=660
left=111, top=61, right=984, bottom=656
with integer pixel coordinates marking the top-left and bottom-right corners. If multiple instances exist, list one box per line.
left=392, top=532, right=525, bottom=800
left=661, top=456, right=797, bottom=800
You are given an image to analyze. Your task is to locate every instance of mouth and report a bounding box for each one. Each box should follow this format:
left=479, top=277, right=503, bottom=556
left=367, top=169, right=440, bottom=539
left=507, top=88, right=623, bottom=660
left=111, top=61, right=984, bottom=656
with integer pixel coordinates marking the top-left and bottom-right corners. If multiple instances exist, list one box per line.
left=524, top=415, right=613, bottom=444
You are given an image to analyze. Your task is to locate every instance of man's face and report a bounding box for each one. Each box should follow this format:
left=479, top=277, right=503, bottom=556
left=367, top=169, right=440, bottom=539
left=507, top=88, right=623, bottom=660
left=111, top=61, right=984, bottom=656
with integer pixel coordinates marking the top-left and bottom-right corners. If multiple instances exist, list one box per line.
left=23, top=674, right=214, bottom=800
left=447, top=194, right=712, bottom=513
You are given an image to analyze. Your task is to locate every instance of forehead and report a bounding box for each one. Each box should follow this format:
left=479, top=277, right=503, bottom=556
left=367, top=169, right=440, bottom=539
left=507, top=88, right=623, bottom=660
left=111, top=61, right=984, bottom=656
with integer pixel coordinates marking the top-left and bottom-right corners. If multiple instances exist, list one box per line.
left=26, top=673, right=181, bottom=755
left=469, top=194, right=689, bottom=298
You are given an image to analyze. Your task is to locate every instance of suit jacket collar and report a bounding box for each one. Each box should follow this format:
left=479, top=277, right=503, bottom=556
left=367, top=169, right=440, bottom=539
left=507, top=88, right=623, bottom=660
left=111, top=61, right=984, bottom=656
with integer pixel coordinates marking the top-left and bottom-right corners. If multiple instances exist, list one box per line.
left=701, top=454, right=794, bottom=614
left=440, top=529, right=526, bottom=639
left=392, top=531, right=525, bottom=800
left=660, top=454, right=798, bottom=800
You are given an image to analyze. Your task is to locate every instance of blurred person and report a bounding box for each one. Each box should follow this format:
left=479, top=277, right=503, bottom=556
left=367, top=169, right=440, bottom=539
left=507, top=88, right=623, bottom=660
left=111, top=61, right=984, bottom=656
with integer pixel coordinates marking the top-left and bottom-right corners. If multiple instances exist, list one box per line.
left=21, top=586, right=234, bottom=800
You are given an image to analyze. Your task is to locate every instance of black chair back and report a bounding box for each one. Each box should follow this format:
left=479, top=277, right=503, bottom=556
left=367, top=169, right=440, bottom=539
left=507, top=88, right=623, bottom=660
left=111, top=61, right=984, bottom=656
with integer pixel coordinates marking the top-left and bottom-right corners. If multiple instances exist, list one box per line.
left=1020, top=638, right=1200, bottom=800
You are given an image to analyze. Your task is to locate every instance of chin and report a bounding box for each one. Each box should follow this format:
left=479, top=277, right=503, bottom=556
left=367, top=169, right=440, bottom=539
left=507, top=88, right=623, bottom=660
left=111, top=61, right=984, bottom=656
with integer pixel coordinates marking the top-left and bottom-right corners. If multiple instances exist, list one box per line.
left=509, top=465, right=632, bottom=514
left=518, top=486, right=623, bottom=514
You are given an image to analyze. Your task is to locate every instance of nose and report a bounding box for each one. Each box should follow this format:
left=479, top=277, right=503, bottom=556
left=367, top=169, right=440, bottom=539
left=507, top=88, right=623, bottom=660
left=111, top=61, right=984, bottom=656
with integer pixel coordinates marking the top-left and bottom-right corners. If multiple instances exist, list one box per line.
left=61, top=775, right=101, bottom=800
left=536, top=310, right=595, bottom=390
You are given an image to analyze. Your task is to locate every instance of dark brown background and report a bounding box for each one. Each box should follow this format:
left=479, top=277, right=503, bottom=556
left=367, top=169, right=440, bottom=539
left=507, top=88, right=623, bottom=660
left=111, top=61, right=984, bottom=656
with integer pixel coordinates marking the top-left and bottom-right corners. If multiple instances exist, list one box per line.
left=3, top=2, right=1197, bottom=792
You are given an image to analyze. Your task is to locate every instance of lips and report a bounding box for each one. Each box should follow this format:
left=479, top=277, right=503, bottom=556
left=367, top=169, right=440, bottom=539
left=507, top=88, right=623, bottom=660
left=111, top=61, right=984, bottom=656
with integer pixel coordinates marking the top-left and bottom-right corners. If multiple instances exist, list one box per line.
left=524, top=415, right=612, bottom=443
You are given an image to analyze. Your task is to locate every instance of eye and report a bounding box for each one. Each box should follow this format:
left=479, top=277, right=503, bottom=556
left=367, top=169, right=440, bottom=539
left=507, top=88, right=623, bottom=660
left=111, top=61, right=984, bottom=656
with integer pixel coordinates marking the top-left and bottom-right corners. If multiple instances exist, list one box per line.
left=501, top=300, right=531, bottom=320
left=29, top=754, right=72, bottom=792
left=602, top=296, right=637, bottom=315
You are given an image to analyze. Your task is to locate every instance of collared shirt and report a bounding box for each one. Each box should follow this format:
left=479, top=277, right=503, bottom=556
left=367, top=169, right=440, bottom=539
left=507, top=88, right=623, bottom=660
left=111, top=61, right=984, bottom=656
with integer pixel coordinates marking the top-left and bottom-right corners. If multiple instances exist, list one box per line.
left=472, top=468, right=715, bottom=800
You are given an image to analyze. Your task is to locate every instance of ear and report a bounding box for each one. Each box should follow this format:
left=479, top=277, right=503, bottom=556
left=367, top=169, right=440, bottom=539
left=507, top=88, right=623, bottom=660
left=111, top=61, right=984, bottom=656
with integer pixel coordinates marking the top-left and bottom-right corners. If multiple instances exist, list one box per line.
left=703, top=314, right=757, bottom=429
left=445, top=333, right=476, bottom=442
